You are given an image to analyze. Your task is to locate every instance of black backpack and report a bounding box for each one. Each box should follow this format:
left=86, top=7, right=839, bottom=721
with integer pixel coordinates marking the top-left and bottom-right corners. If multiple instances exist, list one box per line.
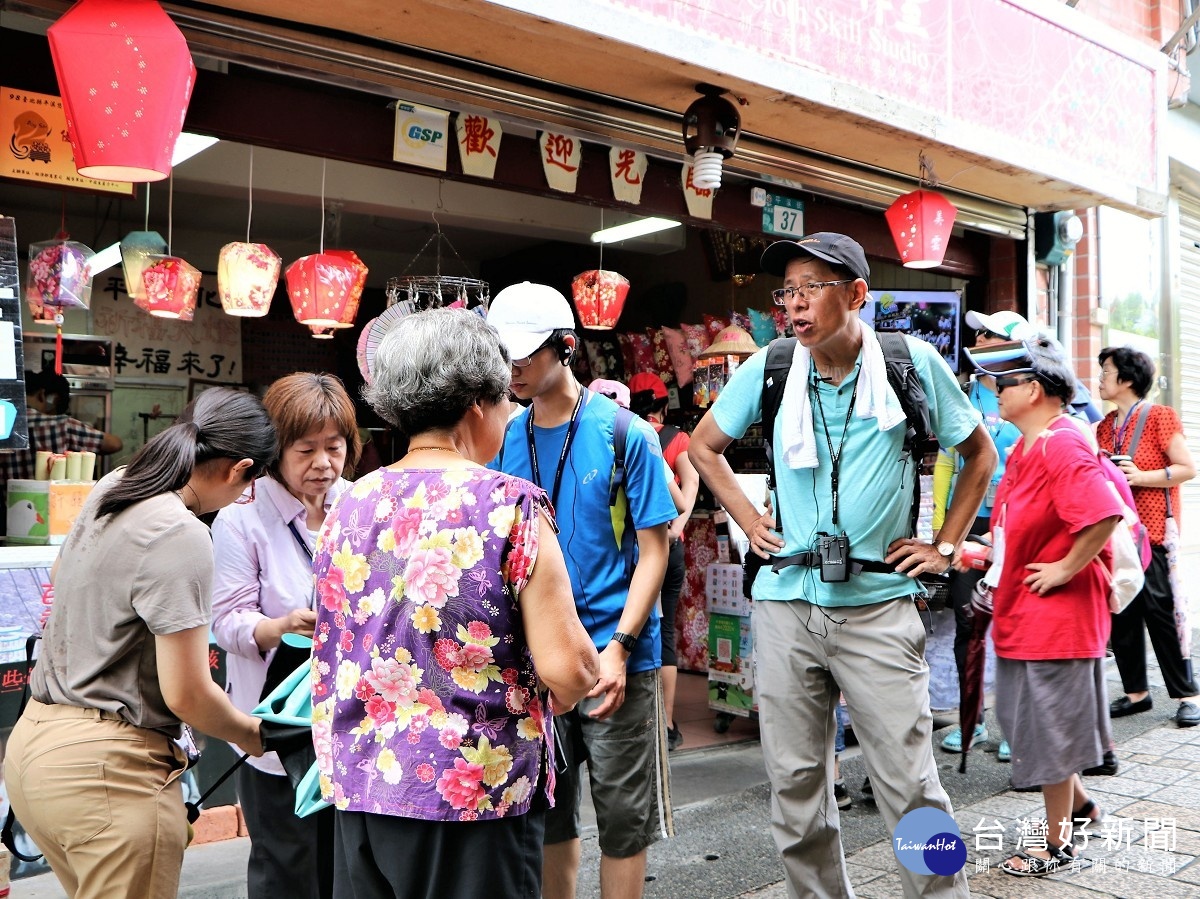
left=744, top=332, right=937, bottom=589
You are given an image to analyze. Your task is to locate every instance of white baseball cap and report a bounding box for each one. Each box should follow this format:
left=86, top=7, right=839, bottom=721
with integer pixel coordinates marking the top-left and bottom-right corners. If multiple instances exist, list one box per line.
left=487, top=281, right=576, bottom=360
left=965, top=309, right=1036, bottom=342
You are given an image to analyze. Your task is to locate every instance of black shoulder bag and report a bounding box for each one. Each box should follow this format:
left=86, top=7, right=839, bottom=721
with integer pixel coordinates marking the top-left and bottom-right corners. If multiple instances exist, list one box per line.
left=259, top=521, right=317, bottom=701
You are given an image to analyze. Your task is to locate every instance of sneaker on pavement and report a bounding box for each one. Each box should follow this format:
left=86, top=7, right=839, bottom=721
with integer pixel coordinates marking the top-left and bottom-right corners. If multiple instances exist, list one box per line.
left=997, top=740, right=1011, bottom=762
left=1082, top=750, right=1119, bottom=777
left=861, top=776, right=875, bottom=805
left=834, top=780, right=852, bottom=810
left=940, top=723, right=988, bottom=752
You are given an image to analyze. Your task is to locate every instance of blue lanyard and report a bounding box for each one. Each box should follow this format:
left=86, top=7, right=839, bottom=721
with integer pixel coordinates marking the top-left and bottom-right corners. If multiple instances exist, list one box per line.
left=1114, top=401, right=1144, bottom=454
left=286, top=520, right=313, bottom=560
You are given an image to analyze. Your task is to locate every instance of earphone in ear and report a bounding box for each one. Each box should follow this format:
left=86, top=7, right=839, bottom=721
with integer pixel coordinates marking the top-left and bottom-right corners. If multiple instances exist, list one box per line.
left=558, top=336, right=576, bottom=365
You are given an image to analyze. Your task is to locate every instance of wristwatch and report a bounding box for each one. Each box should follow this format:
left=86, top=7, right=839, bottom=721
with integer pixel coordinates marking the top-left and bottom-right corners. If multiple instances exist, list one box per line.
left=611, top=631, right=638, bottom=652
left=936, top=541, right=955, bottom=558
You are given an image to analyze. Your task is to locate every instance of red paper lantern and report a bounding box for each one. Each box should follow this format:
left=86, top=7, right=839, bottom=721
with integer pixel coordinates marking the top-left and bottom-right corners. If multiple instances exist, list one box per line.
left=48, top=0, right=197, bottom=183
left=571, top=269, right=629, bottom=329
left=285, top=250, right=368, bottom=329
left=885, top=189, right=957, bottom=269
left=138, top=255, right=200, bottom=320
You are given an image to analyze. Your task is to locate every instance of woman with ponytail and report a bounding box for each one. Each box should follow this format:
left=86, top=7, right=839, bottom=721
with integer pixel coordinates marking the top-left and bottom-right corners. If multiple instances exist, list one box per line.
left=4, top=388, right=279, bottom=899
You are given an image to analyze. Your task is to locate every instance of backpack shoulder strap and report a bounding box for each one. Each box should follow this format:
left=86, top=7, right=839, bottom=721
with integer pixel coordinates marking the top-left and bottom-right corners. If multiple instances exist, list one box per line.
left=655, top=423, right=680, bottom=454
left=876, top=331, right=935, bottom=536
left=609, top=407, right=634, bottom=506
left=760, top=337, right=797, bottom=495
left=1125, top=403, right=1151, bottom=458
left=609, top=407, right=638, bottom=580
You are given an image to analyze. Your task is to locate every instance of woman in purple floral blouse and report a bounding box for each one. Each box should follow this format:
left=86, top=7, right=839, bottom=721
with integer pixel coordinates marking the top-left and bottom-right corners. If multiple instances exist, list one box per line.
left=312, top=307, right=598, bottom=898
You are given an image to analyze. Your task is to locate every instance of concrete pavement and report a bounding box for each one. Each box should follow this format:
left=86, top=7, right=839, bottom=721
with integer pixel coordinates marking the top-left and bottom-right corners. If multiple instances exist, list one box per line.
left=15, top=651, right=1200, bottom=898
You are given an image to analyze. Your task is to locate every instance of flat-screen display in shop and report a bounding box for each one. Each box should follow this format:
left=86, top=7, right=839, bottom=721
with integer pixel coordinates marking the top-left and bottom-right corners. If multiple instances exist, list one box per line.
left=869, top=290, right=962, bottom=373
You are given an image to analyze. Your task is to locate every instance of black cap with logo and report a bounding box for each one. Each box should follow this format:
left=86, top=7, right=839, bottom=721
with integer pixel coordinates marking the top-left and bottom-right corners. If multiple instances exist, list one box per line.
left=760, top=232, right=870, bottom=282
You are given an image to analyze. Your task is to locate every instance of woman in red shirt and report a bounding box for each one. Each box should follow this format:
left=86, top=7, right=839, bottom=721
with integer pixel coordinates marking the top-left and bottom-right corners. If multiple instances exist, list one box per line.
left=963, top=339, right=1121, bottom=877
left=1096, top=346, right=1198, bottom=727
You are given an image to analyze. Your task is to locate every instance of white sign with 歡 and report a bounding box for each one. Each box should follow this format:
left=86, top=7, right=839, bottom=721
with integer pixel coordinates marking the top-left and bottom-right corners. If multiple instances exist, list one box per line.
left=456, top=114, right=502, bottom=179
left=393, top=101, right=451, bottom=171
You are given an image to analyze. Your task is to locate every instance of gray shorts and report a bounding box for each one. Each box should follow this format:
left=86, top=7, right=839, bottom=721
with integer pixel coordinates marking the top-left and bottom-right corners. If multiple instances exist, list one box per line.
left=544, top=669, right=672, bottom=857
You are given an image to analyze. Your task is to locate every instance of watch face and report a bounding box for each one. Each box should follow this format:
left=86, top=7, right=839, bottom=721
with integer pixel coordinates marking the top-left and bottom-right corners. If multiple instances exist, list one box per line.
left=937, top=541, right=955, bottom=557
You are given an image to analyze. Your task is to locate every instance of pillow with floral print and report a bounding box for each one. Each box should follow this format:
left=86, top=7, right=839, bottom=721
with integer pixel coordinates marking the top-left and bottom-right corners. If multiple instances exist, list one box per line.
left=661, top=326, right=693, bottom=386
left=647, top=328, right=677, bottom=386
left=773, top=308, right=791, bottom=337
left=681, top=323, right=710, bottom=358
left=584, top=337, right=623, bottom=380
left=627, top=331, right=655, bottom=375
left=617, top=332, right=638, bottom=375
left=730, top=311, right=752, bottom=334
left=704, top=314, right=730, bottom=342
left=748, top=308, right=778, bottom=347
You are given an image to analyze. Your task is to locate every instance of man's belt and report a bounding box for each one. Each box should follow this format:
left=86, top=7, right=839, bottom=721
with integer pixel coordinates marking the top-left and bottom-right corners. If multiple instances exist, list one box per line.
left=770, top=551, right=896, bottom=576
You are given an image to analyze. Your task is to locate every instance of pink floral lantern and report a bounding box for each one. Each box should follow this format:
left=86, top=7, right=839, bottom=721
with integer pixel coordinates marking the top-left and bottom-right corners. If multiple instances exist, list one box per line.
left=26, top=237, right=94, bottom=373
left=285, top=250, right=368, bottom=329
left=47, top=0, right=196, bottom=182
left=217, top=242, right=280, bottom=317
left=571, top=269, right=629, bottom=329
left=138, top=255, right=201, bottom=320
left=885, top=189, right=957, bottom=269
left=27, top=238, right=93, bottom=320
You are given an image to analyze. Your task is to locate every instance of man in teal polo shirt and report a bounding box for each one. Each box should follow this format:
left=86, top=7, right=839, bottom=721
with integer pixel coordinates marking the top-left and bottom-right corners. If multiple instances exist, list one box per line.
left=690, top=233, right=995, bottom=898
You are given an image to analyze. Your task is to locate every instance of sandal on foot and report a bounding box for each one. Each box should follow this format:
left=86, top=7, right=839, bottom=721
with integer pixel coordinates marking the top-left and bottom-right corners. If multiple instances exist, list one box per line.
left=1073, top=799, right=1104, bottom=826
left=1001, top=849, right=1061, bottom=877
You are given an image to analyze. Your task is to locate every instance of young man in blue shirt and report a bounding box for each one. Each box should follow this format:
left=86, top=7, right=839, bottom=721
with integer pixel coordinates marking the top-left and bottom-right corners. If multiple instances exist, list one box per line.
left=488, top=282, right=676, bottom=899
left=690, top=233, right=995, bottom=898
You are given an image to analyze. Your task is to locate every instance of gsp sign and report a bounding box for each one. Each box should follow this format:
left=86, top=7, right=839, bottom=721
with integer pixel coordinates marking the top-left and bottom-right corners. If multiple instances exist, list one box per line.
left=392, top=101, right=451, bottom=171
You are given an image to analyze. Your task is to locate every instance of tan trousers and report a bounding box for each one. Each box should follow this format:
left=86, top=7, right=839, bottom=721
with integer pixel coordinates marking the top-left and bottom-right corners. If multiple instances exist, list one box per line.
left=4, top=699, right=189, bottom=899
left=753, top=598, right=970, bottom=899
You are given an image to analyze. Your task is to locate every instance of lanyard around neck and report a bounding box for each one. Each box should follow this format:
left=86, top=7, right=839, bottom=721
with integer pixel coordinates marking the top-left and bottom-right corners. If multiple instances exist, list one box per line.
left=526, top=385, right=586, bottom=510
left=286, top=519, right=314, bottom=560
left=810, top=374, right=860, bottom=527
left=1114, top=400, right=1144, bottom=454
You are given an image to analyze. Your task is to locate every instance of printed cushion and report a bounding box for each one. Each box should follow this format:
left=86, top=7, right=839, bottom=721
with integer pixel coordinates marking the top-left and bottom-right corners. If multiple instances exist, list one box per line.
left=704, top=313, right=730, bottom=342
left=661, top=326, right=693, bottom=386
left=647, top=328, right=677, bottom=386
left=681, top=323, right=711, bottom=358
left=748, top=308, right=778, bottom=347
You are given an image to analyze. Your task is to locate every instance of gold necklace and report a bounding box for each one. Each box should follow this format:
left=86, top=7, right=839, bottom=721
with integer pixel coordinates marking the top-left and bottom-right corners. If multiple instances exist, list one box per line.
left=408, top=446, right=461, bottom=455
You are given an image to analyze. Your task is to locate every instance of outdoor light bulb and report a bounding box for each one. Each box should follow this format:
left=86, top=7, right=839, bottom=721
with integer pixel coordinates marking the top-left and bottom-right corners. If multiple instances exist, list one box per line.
left=692, top=150, right=724, bottom=189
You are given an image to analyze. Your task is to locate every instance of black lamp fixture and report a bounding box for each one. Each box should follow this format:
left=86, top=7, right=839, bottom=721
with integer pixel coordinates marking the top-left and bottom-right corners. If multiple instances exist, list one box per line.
left=683, top=84, right=741, bottom=190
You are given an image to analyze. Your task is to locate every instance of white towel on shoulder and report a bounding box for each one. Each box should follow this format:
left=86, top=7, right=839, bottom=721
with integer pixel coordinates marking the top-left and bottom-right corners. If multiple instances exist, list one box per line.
left=779, top=319, right=908, bottom=469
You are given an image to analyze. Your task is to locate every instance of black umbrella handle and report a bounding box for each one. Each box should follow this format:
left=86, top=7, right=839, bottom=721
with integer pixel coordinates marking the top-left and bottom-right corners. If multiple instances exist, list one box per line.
left=185, top=752, right=250, bottom=824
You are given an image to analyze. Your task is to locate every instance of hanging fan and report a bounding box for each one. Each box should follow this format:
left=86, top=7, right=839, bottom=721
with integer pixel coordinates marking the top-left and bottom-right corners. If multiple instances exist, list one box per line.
left=357, top=303, right=411, bottom=383
left=356, top=319, right=377, bottom=382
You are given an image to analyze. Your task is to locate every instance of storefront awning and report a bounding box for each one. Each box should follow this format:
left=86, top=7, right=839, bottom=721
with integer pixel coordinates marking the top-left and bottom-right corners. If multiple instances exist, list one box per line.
left=10, top=0, right=1169, bottom=224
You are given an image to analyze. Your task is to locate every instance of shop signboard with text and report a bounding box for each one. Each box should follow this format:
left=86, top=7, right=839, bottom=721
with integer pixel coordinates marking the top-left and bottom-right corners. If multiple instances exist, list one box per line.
left=1, top=88, right=134, bottom=195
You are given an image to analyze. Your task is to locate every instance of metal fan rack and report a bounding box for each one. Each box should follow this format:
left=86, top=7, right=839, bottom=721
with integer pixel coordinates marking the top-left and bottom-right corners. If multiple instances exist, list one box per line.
left=385, top=228, right=490, bottom=314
